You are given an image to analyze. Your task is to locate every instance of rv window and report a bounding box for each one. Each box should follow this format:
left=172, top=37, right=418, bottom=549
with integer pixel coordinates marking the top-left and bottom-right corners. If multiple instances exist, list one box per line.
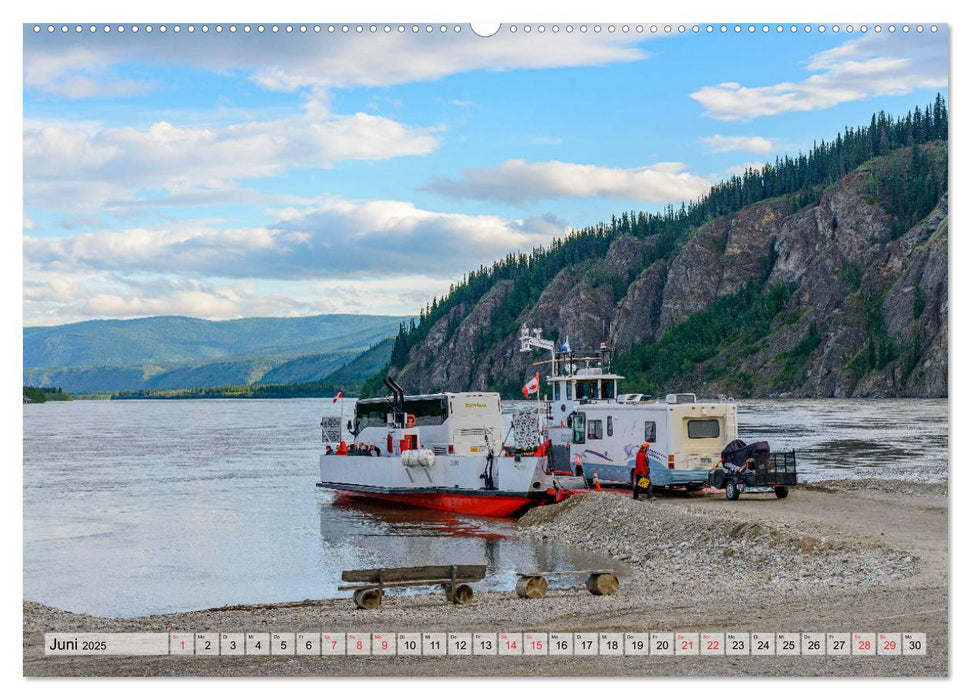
left=587, top=420, right=603, bottom=440
left=606, top=416, right=613, bottom=437
left=687, top=419, right=720, bottom=439
left=571, top=413, right=585, bottom=444
left=644, top=421, right=656, bottom=442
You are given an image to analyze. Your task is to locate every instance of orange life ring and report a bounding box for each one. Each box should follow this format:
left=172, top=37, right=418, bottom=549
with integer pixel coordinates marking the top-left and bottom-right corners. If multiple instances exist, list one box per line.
left=405, top=413, right=417, bottom=428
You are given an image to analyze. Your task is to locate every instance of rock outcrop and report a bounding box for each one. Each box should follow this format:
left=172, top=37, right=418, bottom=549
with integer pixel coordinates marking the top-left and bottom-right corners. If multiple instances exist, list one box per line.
left=389, top=145, right=947, bottom=398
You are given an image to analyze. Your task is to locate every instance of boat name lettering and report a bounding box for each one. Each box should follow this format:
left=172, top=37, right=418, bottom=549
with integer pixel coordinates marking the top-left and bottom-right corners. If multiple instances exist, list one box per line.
left=464, top=402, right=487, bottom=408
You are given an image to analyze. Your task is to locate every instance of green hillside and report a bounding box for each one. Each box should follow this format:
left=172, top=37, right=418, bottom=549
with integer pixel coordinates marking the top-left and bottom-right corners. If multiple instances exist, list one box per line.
left=23, top=313, right=406, bottom=393
left=24, top=313, right=405, bottom=368
left=112, top=338, right=393, bottom=400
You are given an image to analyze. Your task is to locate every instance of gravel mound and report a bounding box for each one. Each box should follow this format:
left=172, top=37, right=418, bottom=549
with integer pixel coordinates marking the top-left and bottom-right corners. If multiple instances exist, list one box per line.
left=517, top=493, right=916, bottom=593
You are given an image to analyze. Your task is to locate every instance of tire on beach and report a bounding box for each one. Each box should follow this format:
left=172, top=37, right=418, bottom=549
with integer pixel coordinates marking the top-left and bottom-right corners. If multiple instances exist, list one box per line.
left=725, top=480, right=740, bottom=501
left=352, top=588, right=382, bottom=610
left=586, top=572, right=619, bottom=596
left=774, top=486, right=790, bottom=499
left=515, top=575, right=549, bottom=599
left=445, top=583, right=474, bottom=604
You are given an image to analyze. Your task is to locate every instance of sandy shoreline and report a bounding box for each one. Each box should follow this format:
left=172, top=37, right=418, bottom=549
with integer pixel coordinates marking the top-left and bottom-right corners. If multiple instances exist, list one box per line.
left=24, top=479, right=948, bottom=677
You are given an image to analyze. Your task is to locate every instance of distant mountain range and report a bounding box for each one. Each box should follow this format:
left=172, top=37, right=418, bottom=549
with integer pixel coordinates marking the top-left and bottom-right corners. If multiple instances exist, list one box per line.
left=23, top=314, right=406, bottom=394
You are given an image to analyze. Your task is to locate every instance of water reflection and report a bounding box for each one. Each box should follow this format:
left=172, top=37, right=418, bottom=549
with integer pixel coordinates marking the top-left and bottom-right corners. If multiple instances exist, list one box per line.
left=317, top=498, right=627, bottom=596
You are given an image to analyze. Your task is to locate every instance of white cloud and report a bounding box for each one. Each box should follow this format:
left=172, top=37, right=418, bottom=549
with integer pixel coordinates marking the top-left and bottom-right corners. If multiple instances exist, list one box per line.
left=23, top=103, right=440, bottom=213
left=24, top=46, right=155, bottom=98
left=425, top=159, right=712, bottom=204
left=691, top=32, right=947, bottom=121
left=22, top=264, right=453, bottom=326
left=25, top=30, right=647, bottom=98
left=23, top=198, right=568, bottom=284
left=701, top=134, right=780, bottom=154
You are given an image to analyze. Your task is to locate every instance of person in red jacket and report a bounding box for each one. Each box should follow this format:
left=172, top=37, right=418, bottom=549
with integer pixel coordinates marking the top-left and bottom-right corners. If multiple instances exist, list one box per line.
left=633, top=443, right=653, bottom=500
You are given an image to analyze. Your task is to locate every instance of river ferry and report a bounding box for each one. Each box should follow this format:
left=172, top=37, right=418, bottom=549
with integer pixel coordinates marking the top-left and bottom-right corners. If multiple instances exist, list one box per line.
left=316, top=377, right=584, bottom=517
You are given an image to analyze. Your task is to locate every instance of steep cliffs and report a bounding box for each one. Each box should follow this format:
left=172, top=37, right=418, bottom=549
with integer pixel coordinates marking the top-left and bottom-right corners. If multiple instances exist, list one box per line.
left=385, top=143, right=947, bottom=398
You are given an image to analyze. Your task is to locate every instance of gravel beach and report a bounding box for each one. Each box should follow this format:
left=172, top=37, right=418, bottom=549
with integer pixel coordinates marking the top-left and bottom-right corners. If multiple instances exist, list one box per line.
left=23, top=479, right=948, bottom=677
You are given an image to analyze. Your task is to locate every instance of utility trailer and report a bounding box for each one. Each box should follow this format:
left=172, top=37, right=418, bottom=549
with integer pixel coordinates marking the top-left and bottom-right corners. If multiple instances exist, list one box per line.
left=708, top=440, right=798, bottom=500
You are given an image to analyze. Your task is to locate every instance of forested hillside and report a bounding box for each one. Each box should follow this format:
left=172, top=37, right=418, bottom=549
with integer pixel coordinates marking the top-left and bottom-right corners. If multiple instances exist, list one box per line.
left=24, top=313, right=405, bottom=393
left=366, top=98, right=948, bottom=399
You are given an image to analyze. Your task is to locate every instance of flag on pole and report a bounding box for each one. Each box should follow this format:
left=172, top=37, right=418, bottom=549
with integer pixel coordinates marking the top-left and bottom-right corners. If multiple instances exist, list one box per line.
left=522, top=373, right=540, bottom=398
left=332, top=388, right=344, bottom=403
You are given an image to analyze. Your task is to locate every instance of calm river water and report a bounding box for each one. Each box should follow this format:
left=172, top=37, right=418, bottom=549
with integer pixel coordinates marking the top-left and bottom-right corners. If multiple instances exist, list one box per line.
left=23, top=398, right=946, bottom=617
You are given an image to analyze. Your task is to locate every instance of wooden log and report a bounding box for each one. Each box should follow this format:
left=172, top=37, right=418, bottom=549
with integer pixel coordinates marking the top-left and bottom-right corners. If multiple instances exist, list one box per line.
left=444, top=583, right=474, bottom=604
left=352, top=588, right=383, bottom=610
left=515, top=569, right=614, bottom=578
left=515, top=575, right=549, bottom=599
left=585, top=572, right=620, bottom=596
left=342, top=564, right=486, bottom=584
left=338, top=577, right=479, bottom=591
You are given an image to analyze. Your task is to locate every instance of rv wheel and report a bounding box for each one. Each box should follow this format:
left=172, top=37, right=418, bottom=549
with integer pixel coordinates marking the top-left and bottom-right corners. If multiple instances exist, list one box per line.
left=774, top=486, right=789, bottom=499
left=725, top=481, right=740, bottom=501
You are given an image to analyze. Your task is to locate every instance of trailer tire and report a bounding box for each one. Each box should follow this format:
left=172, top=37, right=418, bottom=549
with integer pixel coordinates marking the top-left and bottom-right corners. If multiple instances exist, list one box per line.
left=774, top=486, right=789, bottom=499
left=710, top=468, right=726, bottom=489
left=725, top=480, right=740, bottom=501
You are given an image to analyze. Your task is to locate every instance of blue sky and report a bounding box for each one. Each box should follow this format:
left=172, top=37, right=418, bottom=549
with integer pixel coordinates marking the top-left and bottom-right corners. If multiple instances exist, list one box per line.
left=22, top=24, right=948, bottom=326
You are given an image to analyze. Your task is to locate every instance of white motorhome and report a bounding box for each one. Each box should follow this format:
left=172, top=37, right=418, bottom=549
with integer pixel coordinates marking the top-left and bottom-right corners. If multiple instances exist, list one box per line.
left=519, top=326, right=738, bottom=487
left=567, top=393, right=738, bottom=487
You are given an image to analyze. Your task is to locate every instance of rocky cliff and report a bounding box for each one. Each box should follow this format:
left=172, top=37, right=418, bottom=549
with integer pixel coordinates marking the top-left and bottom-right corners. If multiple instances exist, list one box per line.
left=387, top=143, right=947, bottom=398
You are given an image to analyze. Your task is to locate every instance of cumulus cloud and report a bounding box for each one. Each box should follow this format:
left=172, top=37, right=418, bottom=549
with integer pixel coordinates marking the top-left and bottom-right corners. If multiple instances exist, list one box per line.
left=25, top=29, right=647, bottom=98
left=425, top=159, right=712, bottom=204
left=23, top=197, right=568, bottom=282
left=691, top=32, right=947, bottom=121
left=23, top=103, right=439, bottom=212
left=701, top=134, right=780, bottom=154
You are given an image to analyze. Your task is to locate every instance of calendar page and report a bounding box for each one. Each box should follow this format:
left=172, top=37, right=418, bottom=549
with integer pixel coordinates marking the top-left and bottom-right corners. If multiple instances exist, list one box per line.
left=21, top=11, right=950, bottom=683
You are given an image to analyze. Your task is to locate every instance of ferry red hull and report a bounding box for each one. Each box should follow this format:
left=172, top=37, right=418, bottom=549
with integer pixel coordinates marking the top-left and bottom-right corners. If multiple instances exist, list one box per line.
left=334, top=488, right=563, bottom=518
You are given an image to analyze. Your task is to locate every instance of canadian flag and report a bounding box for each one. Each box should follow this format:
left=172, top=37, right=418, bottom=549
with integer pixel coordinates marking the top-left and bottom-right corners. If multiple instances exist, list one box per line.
left=332, top=388, right=344, bottom=403
left=522, top=373, right=540, bottom=398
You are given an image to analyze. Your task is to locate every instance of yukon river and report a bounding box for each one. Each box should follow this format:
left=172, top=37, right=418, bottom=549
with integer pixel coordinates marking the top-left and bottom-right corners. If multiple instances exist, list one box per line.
left=23, top=398, right=946, bottom=617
